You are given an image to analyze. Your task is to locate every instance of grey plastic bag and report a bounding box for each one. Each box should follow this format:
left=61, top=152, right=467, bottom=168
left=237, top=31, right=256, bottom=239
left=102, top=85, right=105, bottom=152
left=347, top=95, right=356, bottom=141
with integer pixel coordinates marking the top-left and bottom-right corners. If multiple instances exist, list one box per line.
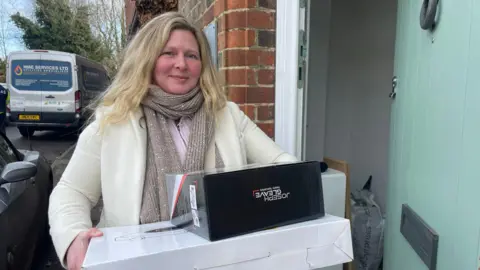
left=350, top=176, right=385, bottom=270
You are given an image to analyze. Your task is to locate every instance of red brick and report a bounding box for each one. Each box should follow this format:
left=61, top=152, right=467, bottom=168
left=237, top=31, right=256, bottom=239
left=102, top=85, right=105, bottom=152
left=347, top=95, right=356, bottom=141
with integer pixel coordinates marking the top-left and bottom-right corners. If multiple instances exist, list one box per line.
left=257, top=123, right=274, bottom=138
left=218, top=29, right=256, bottom=50
left=228, top=87, right=247, bottom=103
left=224, top=68, right=256, bottom=85
left=218, top=10, right=275, bottom=31
left=224, top=49, right=275, bottom=67
left=239, top=104, right=256, bottom=120
left=214, top=0, right=225, bottom=17
left=246, top=87, right=274, bottom=103
left=257, top=105, right=274, bottom=120
left=257, top=69, right=275, bottom=85
left=203, top=4, right=215, bottom=27
left=226, top=0, right=256, bottom=10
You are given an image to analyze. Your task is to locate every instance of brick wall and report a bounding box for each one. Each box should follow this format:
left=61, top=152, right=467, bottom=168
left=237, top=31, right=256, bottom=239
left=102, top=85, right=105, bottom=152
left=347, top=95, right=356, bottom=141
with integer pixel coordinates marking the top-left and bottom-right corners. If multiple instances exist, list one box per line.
left=178, top=0, right=214, bottom=29
left=178, top=0, right=277, bottom=138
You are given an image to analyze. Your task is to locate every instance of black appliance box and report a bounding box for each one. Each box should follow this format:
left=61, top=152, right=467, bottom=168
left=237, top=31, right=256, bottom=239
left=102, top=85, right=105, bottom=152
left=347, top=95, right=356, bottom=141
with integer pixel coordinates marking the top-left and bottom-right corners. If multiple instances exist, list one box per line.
left=166, top=161, right=325, bottom=241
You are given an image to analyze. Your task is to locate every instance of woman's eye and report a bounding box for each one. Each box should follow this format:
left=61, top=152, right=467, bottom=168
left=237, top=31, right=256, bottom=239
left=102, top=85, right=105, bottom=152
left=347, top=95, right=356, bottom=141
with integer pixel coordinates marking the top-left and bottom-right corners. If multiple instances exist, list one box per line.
left=187, top=54, right=199, bottom=60
left=162, top=51, right=174, bottom=56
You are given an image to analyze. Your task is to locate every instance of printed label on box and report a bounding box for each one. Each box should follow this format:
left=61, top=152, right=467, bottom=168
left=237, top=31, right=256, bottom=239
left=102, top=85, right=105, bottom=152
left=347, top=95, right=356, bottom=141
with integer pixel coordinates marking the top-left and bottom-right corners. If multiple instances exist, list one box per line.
left=189, top=185, right=197, bottom=210
left=192, top=209, right=200, bottom=227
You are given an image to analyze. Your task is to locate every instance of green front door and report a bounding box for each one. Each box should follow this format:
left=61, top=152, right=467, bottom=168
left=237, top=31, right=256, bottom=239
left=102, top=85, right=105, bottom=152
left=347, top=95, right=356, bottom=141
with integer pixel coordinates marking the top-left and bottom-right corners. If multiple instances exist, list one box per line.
left=384, top=1, right=480, bottom=270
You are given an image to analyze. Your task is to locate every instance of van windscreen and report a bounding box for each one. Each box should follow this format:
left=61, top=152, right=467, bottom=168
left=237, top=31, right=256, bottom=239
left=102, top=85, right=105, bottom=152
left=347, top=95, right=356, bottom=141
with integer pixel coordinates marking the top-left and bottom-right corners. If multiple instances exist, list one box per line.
left=11, top=59, right=73, bottom=91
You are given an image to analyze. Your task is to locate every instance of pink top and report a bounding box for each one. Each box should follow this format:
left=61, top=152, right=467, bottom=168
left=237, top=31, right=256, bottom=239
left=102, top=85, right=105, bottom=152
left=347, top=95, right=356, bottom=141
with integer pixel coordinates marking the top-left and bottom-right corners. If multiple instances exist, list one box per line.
left=167, top=117, right=192, bottom=164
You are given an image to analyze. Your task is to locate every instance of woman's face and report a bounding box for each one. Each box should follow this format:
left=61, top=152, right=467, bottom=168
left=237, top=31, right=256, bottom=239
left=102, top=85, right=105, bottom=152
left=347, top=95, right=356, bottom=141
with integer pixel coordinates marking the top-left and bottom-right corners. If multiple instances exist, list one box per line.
left=153, top=30, right=202, bottom=95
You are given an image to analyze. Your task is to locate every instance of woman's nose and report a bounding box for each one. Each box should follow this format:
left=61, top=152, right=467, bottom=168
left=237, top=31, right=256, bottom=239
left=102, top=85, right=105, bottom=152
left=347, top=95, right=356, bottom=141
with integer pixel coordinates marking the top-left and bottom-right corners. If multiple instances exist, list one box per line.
left=174, top=54, right=187, bottom=69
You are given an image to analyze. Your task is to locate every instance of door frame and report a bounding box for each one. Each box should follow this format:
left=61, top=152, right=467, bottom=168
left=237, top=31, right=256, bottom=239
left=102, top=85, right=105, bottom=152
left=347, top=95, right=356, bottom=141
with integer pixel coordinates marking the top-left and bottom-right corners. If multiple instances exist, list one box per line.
left=274, top=0, right=305, bottom=159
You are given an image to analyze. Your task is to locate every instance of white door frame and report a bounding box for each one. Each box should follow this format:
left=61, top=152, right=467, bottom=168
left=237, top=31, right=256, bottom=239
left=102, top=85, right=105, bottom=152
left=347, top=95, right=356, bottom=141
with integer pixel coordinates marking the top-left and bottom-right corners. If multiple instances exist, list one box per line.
left=274, top=0, right=304, bottom=159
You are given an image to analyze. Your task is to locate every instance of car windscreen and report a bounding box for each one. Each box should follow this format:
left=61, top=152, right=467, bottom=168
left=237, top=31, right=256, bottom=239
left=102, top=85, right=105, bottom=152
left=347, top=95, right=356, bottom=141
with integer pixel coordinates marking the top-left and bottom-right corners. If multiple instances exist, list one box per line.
left=10, top=59, right=73, bottom=91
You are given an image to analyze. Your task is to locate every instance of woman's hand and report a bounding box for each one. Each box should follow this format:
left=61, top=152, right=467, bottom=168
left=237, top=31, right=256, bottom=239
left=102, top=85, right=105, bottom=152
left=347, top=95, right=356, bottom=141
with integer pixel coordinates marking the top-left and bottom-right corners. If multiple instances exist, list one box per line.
left=66, top=228, right=103, bottom=270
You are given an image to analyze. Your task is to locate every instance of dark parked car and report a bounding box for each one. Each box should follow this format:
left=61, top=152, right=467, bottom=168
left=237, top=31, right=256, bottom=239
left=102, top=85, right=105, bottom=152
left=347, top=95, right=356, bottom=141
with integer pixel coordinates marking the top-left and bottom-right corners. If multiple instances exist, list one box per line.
left=0, top=131, right=53, bottom=270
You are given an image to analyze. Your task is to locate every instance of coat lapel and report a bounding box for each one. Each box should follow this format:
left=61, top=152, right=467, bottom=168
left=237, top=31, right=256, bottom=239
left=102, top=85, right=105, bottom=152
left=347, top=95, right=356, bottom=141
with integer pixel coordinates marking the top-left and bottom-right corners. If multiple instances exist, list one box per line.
left=208, top=105, right=245, bottom=169
left=121, top=109, right=147, bottom=225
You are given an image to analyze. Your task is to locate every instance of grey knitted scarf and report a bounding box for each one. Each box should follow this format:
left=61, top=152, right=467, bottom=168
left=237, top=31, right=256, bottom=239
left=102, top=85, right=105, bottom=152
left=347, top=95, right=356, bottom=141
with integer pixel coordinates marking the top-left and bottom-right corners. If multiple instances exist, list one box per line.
left=139, top=84, right=224, bottom=224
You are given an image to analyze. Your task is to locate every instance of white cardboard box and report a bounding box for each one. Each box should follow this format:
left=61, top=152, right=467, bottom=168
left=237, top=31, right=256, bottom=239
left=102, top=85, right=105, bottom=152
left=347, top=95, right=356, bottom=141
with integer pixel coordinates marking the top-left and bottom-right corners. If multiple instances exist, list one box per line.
left=321, top=169, right=347, bottom=270
left=82, top=215, right=353, bottom=270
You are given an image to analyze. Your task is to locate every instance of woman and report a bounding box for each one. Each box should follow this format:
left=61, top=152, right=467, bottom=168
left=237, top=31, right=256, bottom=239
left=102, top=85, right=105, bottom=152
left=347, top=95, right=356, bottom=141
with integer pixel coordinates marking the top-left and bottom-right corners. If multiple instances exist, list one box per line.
left=48, top=12, right=297, bottom=270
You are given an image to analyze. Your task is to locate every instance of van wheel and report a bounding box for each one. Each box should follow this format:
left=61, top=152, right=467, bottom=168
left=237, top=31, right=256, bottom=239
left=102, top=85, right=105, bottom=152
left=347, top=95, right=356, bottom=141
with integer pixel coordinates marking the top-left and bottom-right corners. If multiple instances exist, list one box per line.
left=18, top=127, right=35, bottom=138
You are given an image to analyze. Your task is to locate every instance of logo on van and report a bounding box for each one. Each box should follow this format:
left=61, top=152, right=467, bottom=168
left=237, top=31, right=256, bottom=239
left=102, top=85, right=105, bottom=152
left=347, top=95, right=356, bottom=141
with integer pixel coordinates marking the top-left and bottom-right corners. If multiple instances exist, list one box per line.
left=14, top=65, right=23, bottom=76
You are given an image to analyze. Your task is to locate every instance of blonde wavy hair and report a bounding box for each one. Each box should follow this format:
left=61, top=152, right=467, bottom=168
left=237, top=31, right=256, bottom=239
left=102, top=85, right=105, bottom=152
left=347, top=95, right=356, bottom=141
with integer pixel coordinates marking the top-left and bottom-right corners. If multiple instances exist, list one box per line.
left=94, top=12, right=226, bottom=130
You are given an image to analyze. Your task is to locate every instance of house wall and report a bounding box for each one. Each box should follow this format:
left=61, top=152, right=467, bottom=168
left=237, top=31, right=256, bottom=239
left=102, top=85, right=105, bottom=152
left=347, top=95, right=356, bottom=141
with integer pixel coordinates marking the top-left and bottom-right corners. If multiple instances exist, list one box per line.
left=178, top=0, right=213, bottom=28
left=304, top=0, right=331, bottom=162
left=178, top=0, right=278, bottom=137
left=125, top=0, right=137, bottom=31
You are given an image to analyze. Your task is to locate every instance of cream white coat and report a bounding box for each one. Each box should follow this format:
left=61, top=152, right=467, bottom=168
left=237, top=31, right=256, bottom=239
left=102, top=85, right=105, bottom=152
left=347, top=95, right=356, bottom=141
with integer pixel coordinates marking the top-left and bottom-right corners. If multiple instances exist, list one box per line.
left=48, top=101, right=297, bottom=265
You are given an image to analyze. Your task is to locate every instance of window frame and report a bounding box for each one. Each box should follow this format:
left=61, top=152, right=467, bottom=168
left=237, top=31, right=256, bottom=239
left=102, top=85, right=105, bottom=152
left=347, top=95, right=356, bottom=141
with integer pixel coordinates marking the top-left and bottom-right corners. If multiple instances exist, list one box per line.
left=0, top=133, right=22, bottom=163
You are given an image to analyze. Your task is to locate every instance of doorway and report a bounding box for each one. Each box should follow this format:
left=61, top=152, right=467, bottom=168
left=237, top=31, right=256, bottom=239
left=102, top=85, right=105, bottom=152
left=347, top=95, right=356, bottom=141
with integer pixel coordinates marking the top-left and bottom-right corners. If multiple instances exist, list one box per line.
left=303, top=0, right=398, bottom=211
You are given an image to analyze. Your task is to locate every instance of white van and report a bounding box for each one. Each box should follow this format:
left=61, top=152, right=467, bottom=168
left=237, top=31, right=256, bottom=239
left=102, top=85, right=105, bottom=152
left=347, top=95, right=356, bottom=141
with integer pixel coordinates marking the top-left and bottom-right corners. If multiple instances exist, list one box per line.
left=6, top=50, right=110, bottom=137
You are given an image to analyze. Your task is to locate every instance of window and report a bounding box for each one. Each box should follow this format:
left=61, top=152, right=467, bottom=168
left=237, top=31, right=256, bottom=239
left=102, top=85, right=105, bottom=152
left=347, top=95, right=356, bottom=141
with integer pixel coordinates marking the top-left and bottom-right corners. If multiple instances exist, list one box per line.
left=0, top=135, right=23, bottom=204
left=0, top=152, right=9, bottom=199
left=0, top=135, right=17, bottom=164
left=0, top=154, right=7, bottom=172
left=81, top=66, right=109, bottom=91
